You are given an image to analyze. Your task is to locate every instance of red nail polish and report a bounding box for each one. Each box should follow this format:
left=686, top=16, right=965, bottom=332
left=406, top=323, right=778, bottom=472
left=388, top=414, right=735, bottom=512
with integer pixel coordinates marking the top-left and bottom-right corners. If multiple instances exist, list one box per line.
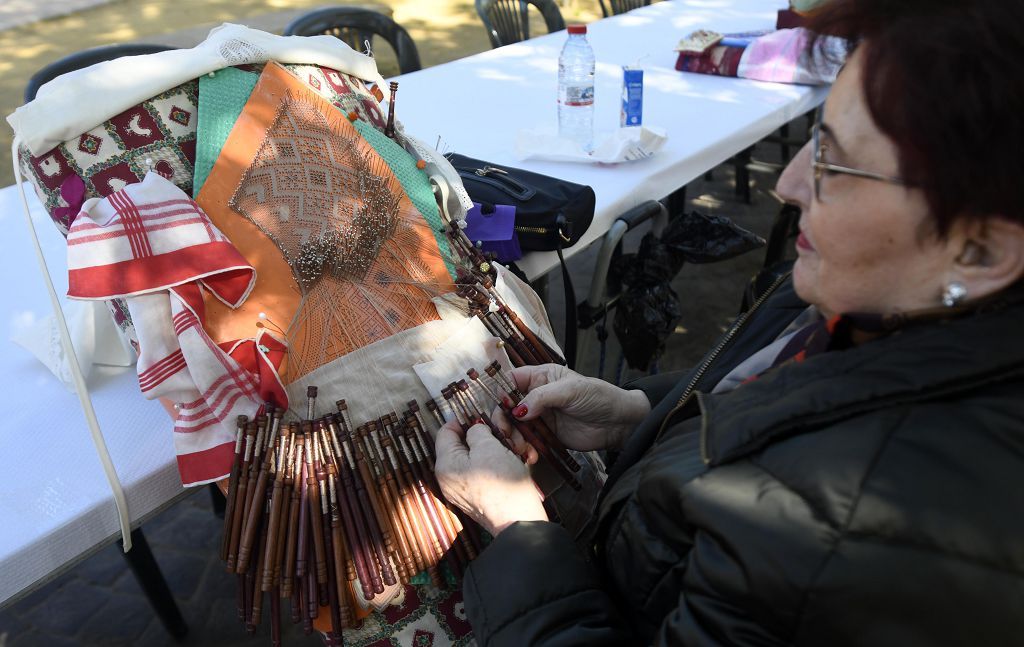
left=512, top=404, right=528, bottom=418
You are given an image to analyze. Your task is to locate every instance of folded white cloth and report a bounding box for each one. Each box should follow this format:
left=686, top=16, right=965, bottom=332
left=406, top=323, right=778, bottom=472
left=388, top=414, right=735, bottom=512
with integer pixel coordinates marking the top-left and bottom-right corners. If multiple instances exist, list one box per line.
left=8, top=23, right=388, bottom=156
left=10, top=299, right=135, bottom=392
left=515, top=125, right=668, bottom=164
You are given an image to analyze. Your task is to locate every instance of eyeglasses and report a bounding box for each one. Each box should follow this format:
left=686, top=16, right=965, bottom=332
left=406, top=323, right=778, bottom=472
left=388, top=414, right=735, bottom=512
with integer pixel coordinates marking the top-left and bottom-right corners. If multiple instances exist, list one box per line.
left=811, top=114, right=904, bottom=202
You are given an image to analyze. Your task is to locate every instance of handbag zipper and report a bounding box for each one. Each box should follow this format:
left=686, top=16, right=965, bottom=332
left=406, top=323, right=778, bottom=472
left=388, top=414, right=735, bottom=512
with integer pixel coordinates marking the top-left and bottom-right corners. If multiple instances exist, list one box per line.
left=515, top=224, right=572, bottom=243
left=451, top=163, right=536, bottom=201
left=652, top=271, right=791, bottom=462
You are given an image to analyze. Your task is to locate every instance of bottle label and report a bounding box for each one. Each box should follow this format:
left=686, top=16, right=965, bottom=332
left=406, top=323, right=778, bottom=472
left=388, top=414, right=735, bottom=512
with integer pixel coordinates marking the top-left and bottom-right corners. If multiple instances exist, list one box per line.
left=559, top=83, right=594, bottom=107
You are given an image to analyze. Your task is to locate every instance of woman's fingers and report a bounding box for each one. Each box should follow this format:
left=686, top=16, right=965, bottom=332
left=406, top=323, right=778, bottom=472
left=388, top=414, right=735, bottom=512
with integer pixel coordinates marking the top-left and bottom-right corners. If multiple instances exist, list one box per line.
left=493, top=405, right=540, bottom=465
left=434, top=421, right=469, bottom=473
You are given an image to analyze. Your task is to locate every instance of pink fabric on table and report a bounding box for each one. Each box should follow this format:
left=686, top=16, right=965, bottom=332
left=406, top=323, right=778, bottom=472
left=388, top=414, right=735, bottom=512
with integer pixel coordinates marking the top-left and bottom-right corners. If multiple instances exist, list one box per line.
left=737, top=28, right=843, bottom=85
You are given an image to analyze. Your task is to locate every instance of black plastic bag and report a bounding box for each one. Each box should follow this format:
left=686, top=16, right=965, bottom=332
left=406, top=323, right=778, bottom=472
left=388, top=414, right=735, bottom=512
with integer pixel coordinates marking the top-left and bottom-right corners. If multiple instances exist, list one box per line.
left=611, top=211, right=764, bottom=370
left=663, top=210, right=765, bottom=265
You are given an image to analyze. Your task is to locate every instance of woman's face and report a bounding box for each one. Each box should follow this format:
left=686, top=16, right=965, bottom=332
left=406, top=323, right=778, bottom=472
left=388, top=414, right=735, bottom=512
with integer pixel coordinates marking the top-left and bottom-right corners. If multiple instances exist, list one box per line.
left=776, top=47, right=959, bottom=317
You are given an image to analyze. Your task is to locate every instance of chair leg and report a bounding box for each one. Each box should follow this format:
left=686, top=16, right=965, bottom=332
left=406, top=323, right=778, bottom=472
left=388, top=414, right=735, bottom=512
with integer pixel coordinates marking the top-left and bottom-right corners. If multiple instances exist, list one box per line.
left=733, top=147, right=753, bottom=204
left=208, top=482, right=226, bottom=519
left=122, top=528, right=189, bottom=641
left=666, top=184, right=687, bottom=216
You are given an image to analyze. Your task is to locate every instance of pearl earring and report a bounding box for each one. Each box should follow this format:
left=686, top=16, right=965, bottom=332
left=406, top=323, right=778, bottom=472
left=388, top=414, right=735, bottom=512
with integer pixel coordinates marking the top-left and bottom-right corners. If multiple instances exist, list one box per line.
left=941, top=281, right=967, bottom=307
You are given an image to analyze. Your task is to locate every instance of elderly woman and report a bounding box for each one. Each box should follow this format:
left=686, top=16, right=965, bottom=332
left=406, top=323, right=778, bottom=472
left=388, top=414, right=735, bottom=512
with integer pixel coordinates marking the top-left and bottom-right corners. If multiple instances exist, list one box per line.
left=433, top=0, right=1024, bottom=644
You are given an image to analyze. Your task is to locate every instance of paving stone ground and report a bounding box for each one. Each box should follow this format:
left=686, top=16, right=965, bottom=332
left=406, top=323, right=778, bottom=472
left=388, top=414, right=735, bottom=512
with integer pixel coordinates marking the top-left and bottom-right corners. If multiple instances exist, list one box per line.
left=0, top=132, right=806, bottom=645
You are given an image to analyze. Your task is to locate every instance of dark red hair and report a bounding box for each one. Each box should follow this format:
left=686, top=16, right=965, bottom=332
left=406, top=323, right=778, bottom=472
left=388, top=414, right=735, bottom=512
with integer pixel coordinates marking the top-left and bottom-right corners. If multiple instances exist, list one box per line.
left=808, top=0, right=1024, bottom=235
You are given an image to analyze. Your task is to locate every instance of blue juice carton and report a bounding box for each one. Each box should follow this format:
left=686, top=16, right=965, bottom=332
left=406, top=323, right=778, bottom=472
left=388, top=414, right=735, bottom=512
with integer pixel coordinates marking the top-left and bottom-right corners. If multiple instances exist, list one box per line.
left=621, top=67, right=643, bottom=127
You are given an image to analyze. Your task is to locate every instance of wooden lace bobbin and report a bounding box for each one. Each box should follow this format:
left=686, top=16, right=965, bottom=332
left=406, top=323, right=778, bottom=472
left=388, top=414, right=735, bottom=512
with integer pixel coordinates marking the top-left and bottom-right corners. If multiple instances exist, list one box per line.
left=282, top=432, right=304, bottom=598
left=261, top=421, right=292, bottom=591
left=249, top=500, right=271, bottom=629
left=323, top=424, right=377, bottom=601
left=328, top=423, right=386, bottom=597
left=441, top=387, right=470, bottom=432
left=311, top=429, right=334, bottom=607
left=376, top=425, right=445, bottom=587
left=228, top=422, right=257, bottom=573
left=221, top=415, right=249, bottom=562
left=477, top=274, right=565, bottom=365
left=392, top=417, right=465, bottom=567
left=238, top=416, right=267, bottom=568
left=400, top=420, right=478, bottom=562
left=486, top=362, right=582, bottom=473
left=425, top=399, right=446, bottom=429
left=320, top=463, right=346, bottom=641
left=467, top=370, right=581, bottom=489
left=457, top=379, right=520, bottom=456
left=383, top=423, right=453, bottom=562
left=402, top=410, right=483, bottom=555
left=307, top=386, right=318, bottom=421
left=238, top=418, right=275, bottom=574
left=337, top=416, right=410, bottom=582
left=358, top=424, right=427, bottom=577
left=271, top=425, right=296, bottom=590
left=384, top=80, right=398, bottom=140
left=302, top=423, right=329, bottom=588
left=366, top=421, right=434, bottom=574
left=406, top=400, right=436, bottom=462
left=305, top=561, right=317, bottom=630
left=460, top=285, right=542, bottom=366
left=336, top=422, right=399, bottom=586
left=326, top=467, right=355, bottom=628
left=354, top=431, right=414, bottom=581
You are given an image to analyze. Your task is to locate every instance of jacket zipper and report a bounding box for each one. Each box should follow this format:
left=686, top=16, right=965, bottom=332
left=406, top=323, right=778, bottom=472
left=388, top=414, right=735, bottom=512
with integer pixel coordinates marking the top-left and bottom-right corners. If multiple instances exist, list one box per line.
left=654, top=271, right=791, bottom=462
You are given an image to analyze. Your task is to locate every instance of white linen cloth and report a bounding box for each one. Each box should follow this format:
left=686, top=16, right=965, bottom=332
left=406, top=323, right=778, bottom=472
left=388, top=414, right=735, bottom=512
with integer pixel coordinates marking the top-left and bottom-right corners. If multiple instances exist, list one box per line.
left=7, top=23, right=389, bottom=156
left=66, top=171, right=272, bottom=486
left=10, top=299, right=135, bottom=392
left=514, top=125, right=668, bottom=164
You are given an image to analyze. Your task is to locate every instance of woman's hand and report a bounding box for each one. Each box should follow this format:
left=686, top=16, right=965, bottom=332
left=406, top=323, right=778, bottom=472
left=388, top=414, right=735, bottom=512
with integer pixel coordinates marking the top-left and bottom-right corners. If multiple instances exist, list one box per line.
left=495, top=364, right=651, bottom=460
left=435, top=421, right=548, bottom=536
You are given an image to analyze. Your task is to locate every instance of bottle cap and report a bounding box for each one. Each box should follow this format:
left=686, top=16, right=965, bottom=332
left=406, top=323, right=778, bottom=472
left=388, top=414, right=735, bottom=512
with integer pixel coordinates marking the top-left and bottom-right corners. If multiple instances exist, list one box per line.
left=567, top=24, right=587, bottom=35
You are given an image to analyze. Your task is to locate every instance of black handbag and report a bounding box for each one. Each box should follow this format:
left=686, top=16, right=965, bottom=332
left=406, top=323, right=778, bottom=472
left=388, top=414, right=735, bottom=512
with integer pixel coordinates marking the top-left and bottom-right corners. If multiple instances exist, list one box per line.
left=445, top=153, right=595, bottom=251
left=446, top=153, right=597, bottom=369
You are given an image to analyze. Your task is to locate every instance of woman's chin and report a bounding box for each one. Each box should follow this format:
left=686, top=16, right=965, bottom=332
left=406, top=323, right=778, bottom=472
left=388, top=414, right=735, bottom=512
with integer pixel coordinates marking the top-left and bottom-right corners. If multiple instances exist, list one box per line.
left=792, top=256, right=817, bottom=305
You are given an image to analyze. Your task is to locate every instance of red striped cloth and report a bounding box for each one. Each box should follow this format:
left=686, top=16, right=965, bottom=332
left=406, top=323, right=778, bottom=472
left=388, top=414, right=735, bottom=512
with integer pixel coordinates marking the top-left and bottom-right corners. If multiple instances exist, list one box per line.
left=67, top=172, right=286, bottom=486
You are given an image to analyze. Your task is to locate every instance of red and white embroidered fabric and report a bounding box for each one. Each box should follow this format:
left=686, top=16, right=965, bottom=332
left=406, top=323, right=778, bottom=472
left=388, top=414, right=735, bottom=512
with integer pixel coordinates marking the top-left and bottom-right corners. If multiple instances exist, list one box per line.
left=66, top=171, right=284, bottom=485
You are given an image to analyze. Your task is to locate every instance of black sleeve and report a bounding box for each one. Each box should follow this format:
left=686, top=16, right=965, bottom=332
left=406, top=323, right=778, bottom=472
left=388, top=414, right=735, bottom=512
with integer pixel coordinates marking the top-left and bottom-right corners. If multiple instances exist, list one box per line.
left=623, top=371, right=688, bottom=409
left=462, top=521, right=634, bottom=646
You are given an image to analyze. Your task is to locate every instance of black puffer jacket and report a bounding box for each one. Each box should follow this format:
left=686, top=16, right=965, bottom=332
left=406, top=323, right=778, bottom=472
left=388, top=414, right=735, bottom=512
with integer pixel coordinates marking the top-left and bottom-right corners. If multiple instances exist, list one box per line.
left=462, top=277, right=1024, bottom=646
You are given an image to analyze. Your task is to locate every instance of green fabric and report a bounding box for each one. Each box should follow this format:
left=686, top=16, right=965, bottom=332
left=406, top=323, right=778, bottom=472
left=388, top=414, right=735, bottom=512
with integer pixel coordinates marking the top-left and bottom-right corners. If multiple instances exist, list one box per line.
left=193, top=67, right=259, bottom=197
left=353, top=120, right=457, bottom=279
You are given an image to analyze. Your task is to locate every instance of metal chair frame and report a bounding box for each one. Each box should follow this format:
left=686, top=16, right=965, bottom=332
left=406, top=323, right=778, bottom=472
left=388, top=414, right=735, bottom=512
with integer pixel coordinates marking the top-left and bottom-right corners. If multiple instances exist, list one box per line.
left=24, top=44, right=175, bottom=103
left=284, top=7, right=422, bottom=75
left=475, top=0, right=566, bottom=49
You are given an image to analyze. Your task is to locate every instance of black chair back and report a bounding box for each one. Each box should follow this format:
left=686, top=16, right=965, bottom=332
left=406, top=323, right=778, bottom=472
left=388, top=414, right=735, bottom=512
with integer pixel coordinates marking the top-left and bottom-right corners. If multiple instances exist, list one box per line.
left=599, top=0, right=651, bottom=18
left=285, top=7, right=422, bottom=75
left=475, top=0, right=566, bottom=49
left=24, top=44, right=175, bottom=103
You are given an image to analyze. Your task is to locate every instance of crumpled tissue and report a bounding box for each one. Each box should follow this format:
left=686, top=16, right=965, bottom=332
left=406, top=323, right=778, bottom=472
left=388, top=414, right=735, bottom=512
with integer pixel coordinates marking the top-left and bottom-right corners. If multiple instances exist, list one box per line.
left=515, top=125, right=667, bottom=164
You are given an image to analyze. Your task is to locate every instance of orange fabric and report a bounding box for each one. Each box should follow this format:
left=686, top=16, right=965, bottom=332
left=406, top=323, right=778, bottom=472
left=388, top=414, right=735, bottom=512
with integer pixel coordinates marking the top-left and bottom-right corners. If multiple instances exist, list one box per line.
left=196, top=62, right=453, bottom=384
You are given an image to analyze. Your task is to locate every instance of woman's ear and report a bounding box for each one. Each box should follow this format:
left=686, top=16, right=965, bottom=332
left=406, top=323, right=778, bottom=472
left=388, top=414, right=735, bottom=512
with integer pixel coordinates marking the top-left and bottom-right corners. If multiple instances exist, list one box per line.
left=951, top=217, right=1024, bottom=299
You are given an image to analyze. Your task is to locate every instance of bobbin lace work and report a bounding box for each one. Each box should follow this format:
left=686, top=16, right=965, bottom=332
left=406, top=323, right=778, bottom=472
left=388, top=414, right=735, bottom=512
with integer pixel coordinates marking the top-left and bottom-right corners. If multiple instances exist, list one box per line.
left=230, top=94, right=449, bottom=381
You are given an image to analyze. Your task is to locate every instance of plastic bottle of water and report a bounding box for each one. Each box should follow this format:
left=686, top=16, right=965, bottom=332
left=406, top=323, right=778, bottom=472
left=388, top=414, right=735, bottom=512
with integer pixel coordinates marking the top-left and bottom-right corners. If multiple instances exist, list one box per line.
left=558, top=24, right=596, bottom=152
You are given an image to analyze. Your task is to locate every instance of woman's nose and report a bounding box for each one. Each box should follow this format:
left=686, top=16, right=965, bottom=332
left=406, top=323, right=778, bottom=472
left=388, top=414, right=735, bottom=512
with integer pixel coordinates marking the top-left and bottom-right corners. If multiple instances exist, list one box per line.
left=776, top=140, right=813, bottom=210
